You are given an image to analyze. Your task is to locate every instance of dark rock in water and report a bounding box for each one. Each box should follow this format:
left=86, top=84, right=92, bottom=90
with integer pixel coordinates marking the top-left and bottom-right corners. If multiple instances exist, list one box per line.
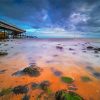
left=51, top=68, right=62, bottom=77
left=83, top=51, right=86, bottom=53
left=87, top=46, right=94, bottom=50
left=22, top=66, right=40, bottom=77
left=53, top=71, right=62, bottom=77
left=46, top=60, right=55, bottom=64
left=93, top=48, right=100, bottom=54
left=22, top=94, right=30, bottom=100
left=94, top=48, right=100, bottom=51
left=93, top=72, right=100, bottom=79
left=4, top=44, right=8, bottom=46
left=13, top=85, right=29, bottom=94
left=86, top=66, right=94, bottom=72
left=69, top=48, right=74, bottom=51
left=40, top=81, right=50, bottom=90
left=0, top=69, right=6, bottom=74
left=0, top=51, right=8, bottom=56
left=31, top=83, right=39, bottom=89
left=94, top=50, right=99, bottom=53
left=55, top=90, right=83, bottom=100
left=56, top=46, right=63, bottom=50
left=86, top=46, right=100, bottom=53
left=95, top=55, right=99, bottom=57
left=53, top=55, right=58, bottom=57
left=12, top=70, right=24, bottom=76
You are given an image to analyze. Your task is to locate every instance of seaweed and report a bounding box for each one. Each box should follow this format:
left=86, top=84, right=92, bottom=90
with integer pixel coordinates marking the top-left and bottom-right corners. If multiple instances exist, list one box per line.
left=81, top=76, right=92, bottom=82
left=61, top=76, right=74, bottom=84
left=55, top=90, right=83, bottom=100
left=0, top=88, right=13, bottom=96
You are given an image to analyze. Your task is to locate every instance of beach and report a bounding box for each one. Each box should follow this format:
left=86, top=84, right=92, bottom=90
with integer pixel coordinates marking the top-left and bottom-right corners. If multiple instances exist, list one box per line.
left=0, top=38, right=100, bottom=100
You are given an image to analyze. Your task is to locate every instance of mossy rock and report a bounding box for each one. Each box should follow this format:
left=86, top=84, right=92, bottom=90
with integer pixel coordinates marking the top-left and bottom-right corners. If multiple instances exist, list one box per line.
left=22, top=94, right=30, bottom=100
left=40, top=81, right=50, bottom=91
left=31, top=83, right=39, bottom=89
left=0, top=88, right=12, bottom=96
left=55, top=90, right=83, bottom=100
left=13, top=85, right=29, bottom=94
left=81, top=76, right=91, bottom=82
left=61, top=76, right=74, bottom=84
left=46, top=88, right=52, bottom=94
left=23, top=67, right=40, bottom=76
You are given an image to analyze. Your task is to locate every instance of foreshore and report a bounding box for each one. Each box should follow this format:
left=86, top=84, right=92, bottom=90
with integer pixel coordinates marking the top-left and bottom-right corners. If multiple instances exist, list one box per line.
left=0, top=38, right=100, bottom=100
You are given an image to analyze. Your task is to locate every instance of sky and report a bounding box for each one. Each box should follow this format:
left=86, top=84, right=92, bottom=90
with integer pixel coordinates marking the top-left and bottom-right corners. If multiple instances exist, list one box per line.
left=0, top=0, right=100, bottom=38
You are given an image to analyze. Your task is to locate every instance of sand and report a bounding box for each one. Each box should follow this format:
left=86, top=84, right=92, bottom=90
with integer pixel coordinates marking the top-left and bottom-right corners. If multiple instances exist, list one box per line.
left=0, top=38, right=100, bottom=100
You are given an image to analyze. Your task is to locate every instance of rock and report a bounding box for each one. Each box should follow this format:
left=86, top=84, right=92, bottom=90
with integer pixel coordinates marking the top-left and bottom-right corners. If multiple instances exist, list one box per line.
left=22, top=94, right=30, bottom=100
left=94, top=50, right=99, bottom=53
left=69, top=48, right=74, bottom=51
left=93, top=72, right=100, bottom=79
left=0, top=51, right=8, bottom=56
left=23, top=66, right=40, bottom=76
left=40, top=81, right=50, bottom=90
left=95, top=55, right=99, bottom=57
left=31, top=83, right=39, bottom=89
left=12, top=65, right=41, bottom=77
left=83, top=51, right=86, bottom=53
left=87, top=46, right=94, bottom=50
left=86, top=66, right=94, bottom=72
left=86, top=46, right=100, bottom=54
left=0, top=69, right=6, bottom=74
left=55, top=90, right=83, bottom=100
left=93, top=48, right=100, bottom=53
left=13, top=85, right=29, bottom=94
left=53, top=55, right=58, bottom=57
left=53, top=70, right=62, bottom=77
left=56, top=46, right=63, bottom=50
left=51, top=68, right=62, bottom=77
left=94, top=48, right=100, bottom=51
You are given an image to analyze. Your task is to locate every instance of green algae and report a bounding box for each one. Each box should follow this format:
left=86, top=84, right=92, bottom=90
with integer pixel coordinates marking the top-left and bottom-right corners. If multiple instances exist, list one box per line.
left=0, top=88, right=12, bottom=96
left=81, top=76, right=92, bottom=82
left=55, top=90, right=83, bottom=100
left=61, top=76, right=74, bottom=83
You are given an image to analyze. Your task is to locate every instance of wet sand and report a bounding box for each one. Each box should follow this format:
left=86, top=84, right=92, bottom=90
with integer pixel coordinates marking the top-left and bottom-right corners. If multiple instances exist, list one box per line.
left=0, top=38, right=100, bottom=100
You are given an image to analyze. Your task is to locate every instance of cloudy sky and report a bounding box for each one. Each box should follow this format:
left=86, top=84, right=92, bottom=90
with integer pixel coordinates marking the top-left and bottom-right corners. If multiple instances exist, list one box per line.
left=0, top=0, right=100, bottom=38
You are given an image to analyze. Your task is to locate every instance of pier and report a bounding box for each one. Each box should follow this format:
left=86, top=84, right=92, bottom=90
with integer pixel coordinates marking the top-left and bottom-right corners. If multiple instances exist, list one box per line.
left=0, top=21, right=26, bottom=39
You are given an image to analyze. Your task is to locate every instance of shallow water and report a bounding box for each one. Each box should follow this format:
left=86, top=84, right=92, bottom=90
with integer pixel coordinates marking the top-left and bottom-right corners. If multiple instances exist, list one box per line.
left=0, top=39, right=100, bottom=100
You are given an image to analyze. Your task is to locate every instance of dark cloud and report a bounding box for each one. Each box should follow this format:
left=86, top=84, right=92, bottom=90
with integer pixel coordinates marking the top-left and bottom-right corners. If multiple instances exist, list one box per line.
left=0, top=0, right=100, bottom=33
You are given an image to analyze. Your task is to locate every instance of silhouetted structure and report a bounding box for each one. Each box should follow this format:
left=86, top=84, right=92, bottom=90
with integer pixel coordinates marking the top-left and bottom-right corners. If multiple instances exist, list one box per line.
left=0, top=21, right=26, bottom=39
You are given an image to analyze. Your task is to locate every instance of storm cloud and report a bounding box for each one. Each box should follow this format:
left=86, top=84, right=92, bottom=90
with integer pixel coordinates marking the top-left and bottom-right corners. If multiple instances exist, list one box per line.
left=0, top=0, right=100, bottom=33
